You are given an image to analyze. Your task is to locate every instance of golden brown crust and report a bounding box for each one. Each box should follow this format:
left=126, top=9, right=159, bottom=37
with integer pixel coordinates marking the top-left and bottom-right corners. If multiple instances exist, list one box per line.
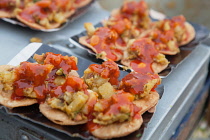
left=133, top=91, right=159, bottom=114
left=0, top=65, right=37, bottom=108
left=0, top=90, right=37, bottom=108
left=74, top=0, right=92, bottom=8
left=91, top=115, right=143, bottom=139
left=139, top=30, right=180, bottom=55
left=159, top=49, right=180, bottom=55
left=151, top=61, right=168, bottom=74
left=39, top=102, right=87, bottom=125
left=179, top=22, right=196, bottom=46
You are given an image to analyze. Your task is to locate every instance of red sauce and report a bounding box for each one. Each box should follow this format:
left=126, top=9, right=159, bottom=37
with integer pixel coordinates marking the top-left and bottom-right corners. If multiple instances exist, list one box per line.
left=54, top=0, right=72, bottom=11
left=52, top=75, right=88, bottom=97
left=19, top=0, right=73, bottom=23
left=87, top=90, right=141, bottom=132
left=87, top=116, right=101, bottom=132
left=120, top=0, right=149, bottom=27
left=129, top=38, right=159, bottom=73
left=86, top=27, right=125, bottom=61
left=122, top=1, right=148, bottom=16
left=108, top=18, right=131, bottom=35
left=12, top=62, right=53, bottom=101
left=42, top=52, right=78, bottom=93
left=119, top=72, right=160, bottom=95
left=88, top=61, right=120, bottom=85
left=43, top=52, right=78, bottom=75
left=149, top=29, right=178, bottom=51
left=170, top=15, right=186, bottom=29
left=74, top=0, right=85, bottom=4
left=19, top=4, right=49, bottom=22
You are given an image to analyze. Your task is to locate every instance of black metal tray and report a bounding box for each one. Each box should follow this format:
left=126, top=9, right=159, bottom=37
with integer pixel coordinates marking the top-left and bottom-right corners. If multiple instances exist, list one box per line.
left=1, top=43, right=164, bottom=140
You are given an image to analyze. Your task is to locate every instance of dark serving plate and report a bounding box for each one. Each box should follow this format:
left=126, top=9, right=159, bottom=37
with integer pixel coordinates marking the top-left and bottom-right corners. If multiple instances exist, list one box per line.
left=4, top=43, right=164, bottom=140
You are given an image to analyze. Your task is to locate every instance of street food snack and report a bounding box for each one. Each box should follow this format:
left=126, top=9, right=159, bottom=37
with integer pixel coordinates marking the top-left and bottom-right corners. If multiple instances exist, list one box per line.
left=39, top=75, right=98, bottom=125
left=119, top=72, right=161, bottom=114
left=121, top=38, right=169, bottom=74
left=82, top=61, right=120, bottom=97
left=79, top=23, right=127, bottom=61
left=140, top=29, right=180, bottom=55
left=88, top=90, right=143, bottom=139
left=154, top=15, right=195, bottom=46
left=0, top=62, right=53, bottom=108
left=0, top=52, right=163, bottom=139
left=0, top=52, right=79, bottom=108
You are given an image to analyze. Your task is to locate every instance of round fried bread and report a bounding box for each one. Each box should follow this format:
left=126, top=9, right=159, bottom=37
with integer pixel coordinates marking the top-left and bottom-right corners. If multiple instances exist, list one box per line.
left=39, top=90, right=97, bottom=125
left=179, top=22, right=196, bottom=46
left=91, top=115, right=143, bottom=139
left=133, top=91, right=159, bottom=115
left=0, top=65, right=37, bottom=108
left=159, top=49, right=180, bottom=55
left=39, top=102, right=87, bottom=125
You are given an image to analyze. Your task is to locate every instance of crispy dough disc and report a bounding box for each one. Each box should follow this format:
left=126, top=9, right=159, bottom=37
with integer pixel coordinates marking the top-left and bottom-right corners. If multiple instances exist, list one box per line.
left=121, top=58, right=168, bottom=74
left=16, top=10, right=75, bottom=30
left=39, top=102, right=87, bottom=125
left=151, top=61, right=169, bottom=74
left=91, top=115, right=143, bottom=139
left=74, top=0, right=92, bottom=8
left=39, top=90, right=97, bottom=125
left=139, top=30, right=180, bottom=55
left=0, top=65, right=38, bottom=108
left=133, top=91, right=159, bottom=115
left=159, top=49, right=180, bottom=55
left=0, top=10, right=15, bottom=18
left=0, top=90, right=37, bottom=108
left=179, top=22, right=196, bottom=46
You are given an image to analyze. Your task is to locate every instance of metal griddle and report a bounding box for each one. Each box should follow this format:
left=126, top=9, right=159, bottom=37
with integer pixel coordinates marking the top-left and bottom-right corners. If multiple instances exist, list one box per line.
left=0, top=2, right=210, bottom=140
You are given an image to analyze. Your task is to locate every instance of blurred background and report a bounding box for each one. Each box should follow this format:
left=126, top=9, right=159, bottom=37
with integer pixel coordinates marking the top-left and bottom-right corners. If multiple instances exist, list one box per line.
left=98, top=0, right=210, bottom=29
